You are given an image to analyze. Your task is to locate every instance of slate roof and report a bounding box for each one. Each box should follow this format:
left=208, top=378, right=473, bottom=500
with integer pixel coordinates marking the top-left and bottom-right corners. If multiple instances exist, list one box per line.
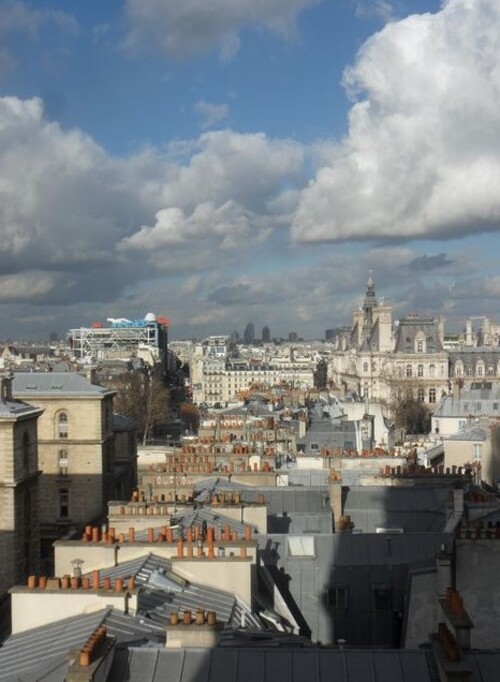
left=447, top=427, right=488, bottom=442
left=12, top=372, right=114, bottom=397
left=0, top=398, right=42, bottom=418
left=433, top=395, right=500, bottom=418
left=393, top=317, right=443, bottom=354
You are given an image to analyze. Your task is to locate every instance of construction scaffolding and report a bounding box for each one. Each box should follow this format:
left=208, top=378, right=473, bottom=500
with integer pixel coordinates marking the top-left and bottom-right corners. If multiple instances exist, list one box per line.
left=68, top=314, right=169, bottom=361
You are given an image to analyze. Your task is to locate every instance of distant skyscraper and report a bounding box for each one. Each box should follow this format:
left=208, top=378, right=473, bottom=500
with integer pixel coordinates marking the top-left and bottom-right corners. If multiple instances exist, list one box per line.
left=243, top=322, right=255, bottom=345
left=262, top=325, right=271, bottom=343
left=288, top=331, right=298, bottom=342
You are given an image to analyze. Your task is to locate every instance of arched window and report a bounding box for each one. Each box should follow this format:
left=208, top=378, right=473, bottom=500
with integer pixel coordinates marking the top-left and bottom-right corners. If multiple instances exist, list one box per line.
left=417, top=364, right=424, bottom=378
left=417, top=388, right=425, bottom=403
left=429, top=388, right=436, bottom=403
left=57, top=412, right=68, bottom=439
left=406, top=364, right=412, bottom=378
left=429, top=364, right=436, bottom=378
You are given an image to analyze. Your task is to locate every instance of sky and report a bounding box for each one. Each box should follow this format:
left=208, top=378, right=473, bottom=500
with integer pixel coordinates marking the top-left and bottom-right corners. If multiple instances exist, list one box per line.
left=1, top=0, right=500, bottom=341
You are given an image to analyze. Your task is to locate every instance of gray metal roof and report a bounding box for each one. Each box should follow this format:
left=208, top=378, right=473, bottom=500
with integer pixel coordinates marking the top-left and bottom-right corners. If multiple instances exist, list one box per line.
left=257, top=532, right=449, bottom=645
left=287, top=469, right=330, bottom=487
left=433, top=395, right=500, bottom=418
left=85, top=554, right=261, bottom=630
left=447, top=427, right=488, bottom=442
left=0, top=608, right=162, bottom=682
left=0, top=398, right=41, bottom=418
left=12, top=372, right=114, bottom=397
left=343, top=487, right=449, bottom=533
left=107, top=647, right=436, bottom=682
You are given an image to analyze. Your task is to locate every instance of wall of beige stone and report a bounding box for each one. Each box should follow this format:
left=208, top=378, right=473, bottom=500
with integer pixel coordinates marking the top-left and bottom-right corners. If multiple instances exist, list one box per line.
left=0, top=414, right=41, bottom=595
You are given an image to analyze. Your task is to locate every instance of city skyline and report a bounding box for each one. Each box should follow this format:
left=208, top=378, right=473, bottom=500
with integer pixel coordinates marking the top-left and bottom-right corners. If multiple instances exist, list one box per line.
left=0, top=0, right=500, bottom=340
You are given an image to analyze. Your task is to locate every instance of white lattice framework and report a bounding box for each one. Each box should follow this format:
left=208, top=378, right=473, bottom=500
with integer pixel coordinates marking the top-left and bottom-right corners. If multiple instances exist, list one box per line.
left=68, top=324, right=161, bottom=359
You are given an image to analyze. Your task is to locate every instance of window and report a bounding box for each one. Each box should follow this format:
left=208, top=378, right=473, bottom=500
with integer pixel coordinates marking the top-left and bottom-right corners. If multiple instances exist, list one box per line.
left=417, top=388, right=425, bottom=403
left=416, top=340, right=424, bottom=353
left=473, top=443, right=482, bottom=461
left=429, top=388, right=436, bottom=403
left=287, top=536, right=315, bottom=557
left=429, top=364, right=436, bottom=379
left=58, top=489, right=69, bottom=519
left=57, top=412, right=68, bottom=439
left=455, top=364, right=463, bottom=377
left=58, top=450, right=68, bottom=476
left=327, top=587, right=349, bottom=609
left=467, top=368, right=473, bottom=376
left=477, top=365, right=484, bottom=377
left=363, top=362, right=369, bottom=373
left=406, top=364, right=412, bottom=378
left=417, top=364, right=424, bottom=378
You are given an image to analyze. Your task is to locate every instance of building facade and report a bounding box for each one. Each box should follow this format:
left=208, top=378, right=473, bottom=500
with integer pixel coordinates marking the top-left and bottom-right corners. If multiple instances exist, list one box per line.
left=0, top=375, right=43, bottom=597
left=328, top=276, right=449, bottom=409
left=12, top=372, right=117, bottom=561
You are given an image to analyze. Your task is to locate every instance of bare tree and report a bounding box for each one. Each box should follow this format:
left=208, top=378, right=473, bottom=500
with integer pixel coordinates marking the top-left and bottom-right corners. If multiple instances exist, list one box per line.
left=106, top=370, right=170, bottom=443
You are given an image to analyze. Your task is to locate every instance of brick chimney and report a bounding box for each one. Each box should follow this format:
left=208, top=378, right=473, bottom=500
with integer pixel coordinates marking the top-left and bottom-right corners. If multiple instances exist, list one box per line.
left=165, top=610, right=222, bottom=648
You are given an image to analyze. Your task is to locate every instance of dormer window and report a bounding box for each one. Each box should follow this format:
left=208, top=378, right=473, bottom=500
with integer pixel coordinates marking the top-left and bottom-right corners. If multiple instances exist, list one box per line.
left=415, top=333, right=426, bottom=353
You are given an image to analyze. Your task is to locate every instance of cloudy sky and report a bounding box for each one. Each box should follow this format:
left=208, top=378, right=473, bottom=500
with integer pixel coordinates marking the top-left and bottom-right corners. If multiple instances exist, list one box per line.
left=1, top=0, right=500, bottom=341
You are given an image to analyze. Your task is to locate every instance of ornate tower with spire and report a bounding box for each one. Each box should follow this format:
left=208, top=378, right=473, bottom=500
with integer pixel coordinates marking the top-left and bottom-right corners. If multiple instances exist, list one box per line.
left=350, top=273, right=393, bottom=352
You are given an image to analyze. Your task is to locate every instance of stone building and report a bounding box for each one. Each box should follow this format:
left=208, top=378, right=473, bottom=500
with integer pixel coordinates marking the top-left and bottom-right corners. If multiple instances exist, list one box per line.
left=0, top=375, right=43, bottom=599
left=328, top=276, right=449, bottom=408
left=12, top=372, right=117, bottom=560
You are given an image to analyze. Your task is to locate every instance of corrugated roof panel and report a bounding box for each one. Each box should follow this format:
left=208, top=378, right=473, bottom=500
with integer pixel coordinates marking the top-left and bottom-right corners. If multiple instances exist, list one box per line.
left=0, top=610, right=108, bottom=681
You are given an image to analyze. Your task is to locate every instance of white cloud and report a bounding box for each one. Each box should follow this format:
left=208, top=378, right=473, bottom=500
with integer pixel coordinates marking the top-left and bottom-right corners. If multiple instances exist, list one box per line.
left=0, top=272, right=54, bottom=302
left=194, top=100, right=230, bottom=130
left=158, top=130, right=304, bottom=213
left=0, top=1, right=77, bottom=36
left=120, top=200, right=253, bottom=250
left=292, top=0, right=500, bottom=243
left=354, top=0, right=396, bottom=22
left=124, top=0, right=321, bottom=59
left=0, top=95, right=307, bottom=320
